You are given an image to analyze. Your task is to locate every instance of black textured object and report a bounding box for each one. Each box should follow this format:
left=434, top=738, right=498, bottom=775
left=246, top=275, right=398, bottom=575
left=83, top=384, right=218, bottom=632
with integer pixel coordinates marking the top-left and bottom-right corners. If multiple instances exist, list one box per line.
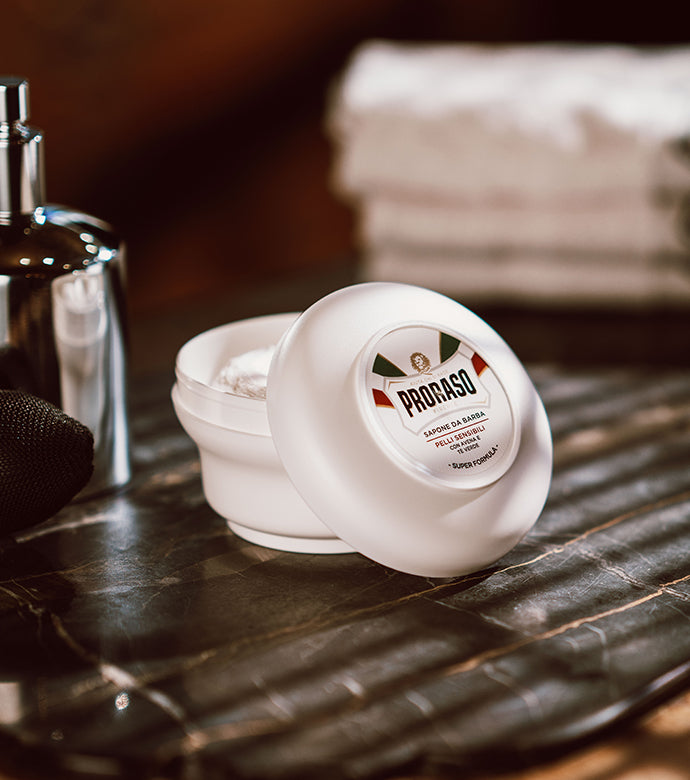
left=0, top=390, right=94, bottom=534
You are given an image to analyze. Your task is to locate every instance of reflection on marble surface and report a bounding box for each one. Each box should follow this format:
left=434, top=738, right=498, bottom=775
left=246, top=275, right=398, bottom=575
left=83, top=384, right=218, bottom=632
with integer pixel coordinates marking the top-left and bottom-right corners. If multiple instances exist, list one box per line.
left=2, top=367, right=690, bottom=779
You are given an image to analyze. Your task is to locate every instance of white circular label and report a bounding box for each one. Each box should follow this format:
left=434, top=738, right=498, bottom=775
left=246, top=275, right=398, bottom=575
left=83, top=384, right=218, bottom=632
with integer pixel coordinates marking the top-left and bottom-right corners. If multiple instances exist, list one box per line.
left=363, top=325, right=518, bottom=487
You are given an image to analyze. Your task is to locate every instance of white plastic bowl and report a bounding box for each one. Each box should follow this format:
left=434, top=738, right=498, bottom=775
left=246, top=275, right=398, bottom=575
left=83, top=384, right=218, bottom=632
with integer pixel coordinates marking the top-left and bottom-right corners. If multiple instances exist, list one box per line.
left=172, top=313, right=353, bottom=554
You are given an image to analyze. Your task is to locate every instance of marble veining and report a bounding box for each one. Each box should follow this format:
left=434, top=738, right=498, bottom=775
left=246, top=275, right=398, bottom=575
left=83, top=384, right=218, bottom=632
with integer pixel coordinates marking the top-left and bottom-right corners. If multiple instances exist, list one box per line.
left=1, top=368, right=690, bottom=779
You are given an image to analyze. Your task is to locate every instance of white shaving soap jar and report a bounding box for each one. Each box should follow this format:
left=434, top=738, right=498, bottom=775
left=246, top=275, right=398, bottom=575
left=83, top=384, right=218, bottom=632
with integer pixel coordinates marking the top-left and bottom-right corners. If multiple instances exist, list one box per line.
left=172, top=283, right=552, bottom=577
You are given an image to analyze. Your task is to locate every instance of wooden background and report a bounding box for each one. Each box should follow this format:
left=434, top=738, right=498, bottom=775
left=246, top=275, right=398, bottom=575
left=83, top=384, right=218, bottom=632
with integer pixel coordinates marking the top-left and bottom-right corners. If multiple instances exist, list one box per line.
left=1, top=0, right=687, bottom=316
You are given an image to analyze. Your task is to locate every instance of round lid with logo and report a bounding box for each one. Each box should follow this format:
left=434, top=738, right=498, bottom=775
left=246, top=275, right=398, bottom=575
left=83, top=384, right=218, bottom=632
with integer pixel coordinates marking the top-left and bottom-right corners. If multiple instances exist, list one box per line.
left=267, top=283, right=552, bottom=578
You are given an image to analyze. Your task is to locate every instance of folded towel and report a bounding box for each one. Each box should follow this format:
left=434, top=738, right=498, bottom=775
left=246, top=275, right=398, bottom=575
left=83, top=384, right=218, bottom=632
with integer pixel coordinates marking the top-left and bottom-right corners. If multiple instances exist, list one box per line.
left=360, top=193, right=689, bottom=254
left=362, top=247, right=690, bottom=307
left=330, top=42, right=690, bottom=200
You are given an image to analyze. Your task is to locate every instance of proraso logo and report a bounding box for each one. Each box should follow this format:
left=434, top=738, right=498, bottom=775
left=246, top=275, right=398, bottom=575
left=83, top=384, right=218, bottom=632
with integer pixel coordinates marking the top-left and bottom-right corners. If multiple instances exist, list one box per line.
left=369, top=330, right=490, bottom=435
left=364, top=324, right=517, bottom=486
left=395, top=366, right=479, bottom=418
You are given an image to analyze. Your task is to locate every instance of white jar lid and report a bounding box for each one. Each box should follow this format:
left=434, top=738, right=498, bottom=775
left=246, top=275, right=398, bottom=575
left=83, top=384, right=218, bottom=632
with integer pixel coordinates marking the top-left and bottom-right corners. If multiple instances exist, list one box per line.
left=267, top=283, right=552, bottom=577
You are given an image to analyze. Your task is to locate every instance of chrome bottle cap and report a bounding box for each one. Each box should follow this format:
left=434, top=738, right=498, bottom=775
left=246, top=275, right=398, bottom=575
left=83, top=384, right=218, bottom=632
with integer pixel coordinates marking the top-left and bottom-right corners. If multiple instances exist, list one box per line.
left=0, top=77, right=29, bottom=123
left=0, top=76, right=45, bottom=220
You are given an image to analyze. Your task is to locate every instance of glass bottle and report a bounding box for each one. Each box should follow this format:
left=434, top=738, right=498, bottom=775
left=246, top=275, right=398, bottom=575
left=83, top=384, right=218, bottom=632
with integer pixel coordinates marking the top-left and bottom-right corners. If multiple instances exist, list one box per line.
left=0, top=76, right=130, bottom=496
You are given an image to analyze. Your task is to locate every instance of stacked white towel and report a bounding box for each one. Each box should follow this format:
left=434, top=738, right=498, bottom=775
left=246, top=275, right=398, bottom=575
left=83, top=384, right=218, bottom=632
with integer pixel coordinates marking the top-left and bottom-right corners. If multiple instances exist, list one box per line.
left=328, top=41, right=690, bottom=307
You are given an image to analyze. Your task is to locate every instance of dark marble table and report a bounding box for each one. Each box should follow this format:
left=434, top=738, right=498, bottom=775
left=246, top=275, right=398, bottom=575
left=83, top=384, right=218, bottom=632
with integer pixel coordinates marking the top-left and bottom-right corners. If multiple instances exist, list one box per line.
left=2, top=285, right=690, bottom=780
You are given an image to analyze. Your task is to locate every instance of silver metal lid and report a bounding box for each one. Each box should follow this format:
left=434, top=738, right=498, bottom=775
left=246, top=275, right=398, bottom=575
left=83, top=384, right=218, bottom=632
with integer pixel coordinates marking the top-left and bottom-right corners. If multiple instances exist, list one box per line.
left=0, top=77, right=29, bottom=124
left=0, top=76, right=44, bottom=220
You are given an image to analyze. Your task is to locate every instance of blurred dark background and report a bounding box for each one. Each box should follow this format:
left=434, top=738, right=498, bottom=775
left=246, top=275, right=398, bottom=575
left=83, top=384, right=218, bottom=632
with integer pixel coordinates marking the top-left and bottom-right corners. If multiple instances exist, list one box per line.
left=2, top=1, right=689, bottom=369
